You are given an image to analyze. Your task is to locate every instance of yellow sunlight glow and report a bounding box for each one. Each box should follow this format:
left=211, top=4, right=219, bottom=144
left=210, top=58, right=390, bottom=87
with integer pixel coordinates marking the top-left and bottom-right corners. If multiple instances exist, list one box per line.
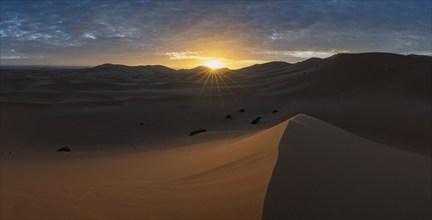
left=202, top=60, right=226, bottom=69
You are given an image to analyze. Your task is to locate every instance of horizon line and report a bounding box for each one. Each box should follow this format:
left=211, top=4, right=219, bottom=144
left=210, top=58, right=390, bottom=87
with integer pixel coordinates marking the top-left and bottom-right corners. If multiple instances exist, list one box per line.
left=1, top=52, right=431, bottom=71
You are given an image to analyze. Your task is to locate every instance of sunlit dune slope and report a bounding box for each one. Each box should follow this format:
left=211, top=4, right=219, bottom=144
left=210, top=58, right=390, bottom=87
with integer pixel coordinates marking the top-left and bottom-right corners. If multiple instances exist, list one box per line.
left=0, top=120, right=288, bottom=219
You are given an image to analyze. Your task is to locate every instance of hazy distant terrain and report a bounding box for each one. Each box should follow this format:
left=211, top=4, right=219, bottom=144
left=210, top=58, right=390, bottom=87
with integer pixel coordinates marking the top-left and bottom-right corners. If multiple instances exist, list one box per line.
left=1, top=53, right=430, bottom=154
left=1, top=53, right=431, bottom=219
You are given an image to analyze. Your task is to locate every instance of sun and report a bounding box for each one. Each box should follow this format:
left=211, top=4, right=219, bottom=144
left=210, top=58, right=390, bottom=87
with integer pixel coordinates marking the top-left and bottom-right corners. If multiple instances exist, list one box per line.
left=202, top=60, right=226, bottom=69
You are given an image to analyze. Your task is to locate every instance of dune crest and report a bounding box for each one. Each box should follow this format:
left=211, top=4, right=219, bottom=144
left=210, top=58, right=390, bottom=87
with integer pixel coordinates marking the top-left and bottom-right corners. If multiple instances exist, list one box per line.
left=1, top=113, right=430, bottom=219
left=264, top=114, right=431, bottom=220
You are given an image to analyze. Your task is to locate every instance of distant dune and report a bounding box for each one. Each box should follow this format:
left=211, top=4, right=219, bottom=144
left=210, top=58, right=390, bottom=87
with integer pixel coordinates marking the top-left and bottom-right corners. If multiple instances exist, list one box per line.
left=1, top=53, right=431, bottom=219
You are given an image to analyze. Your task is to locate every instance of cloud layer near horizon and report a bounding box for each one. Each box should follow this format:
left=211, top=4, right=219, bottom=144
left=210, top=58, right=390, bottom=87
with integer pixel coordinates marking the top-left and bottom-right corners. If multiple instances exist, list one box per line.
left=1, top=0, right=431, bottom=68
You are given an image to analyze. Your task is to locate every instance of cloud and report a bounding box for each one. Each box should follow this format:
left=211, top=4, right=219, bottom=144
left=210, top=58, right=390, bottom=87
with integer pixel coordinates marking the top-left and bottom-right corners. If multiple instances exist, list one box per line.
left=161, top=51, right=205, bottom=60
left=253, top=50, right=348, bottom=59
left=0, top=0, right=430, bottom=66
left=0, top=55, right=27, bottom=59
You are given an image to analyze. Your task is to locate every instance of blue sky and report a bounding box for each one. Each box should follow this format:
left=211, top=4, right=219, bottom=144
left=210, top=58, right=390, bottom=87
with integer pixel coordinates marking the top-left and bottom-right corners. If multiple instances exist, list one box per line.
left=1, top=0, right=431, bottom=68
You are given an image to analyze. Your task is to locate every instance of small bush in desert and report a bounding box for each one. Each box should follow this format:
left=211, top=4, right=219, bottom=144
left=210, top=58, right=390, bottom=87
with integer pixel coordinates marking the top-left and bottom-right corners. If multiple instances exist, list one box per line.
left=57, top=146, right=71, bottom=152
left=189, top=129, right=207, bottom=136
left=251, top=116, right=262, bottom=124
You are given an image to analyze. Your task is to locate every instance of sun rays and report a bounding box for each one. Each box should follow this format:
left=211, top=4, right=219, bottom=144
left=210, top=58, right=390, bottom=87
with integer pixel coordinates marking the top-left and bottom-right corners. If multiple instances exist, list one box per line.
left=189, top=66, right=246, bottom=113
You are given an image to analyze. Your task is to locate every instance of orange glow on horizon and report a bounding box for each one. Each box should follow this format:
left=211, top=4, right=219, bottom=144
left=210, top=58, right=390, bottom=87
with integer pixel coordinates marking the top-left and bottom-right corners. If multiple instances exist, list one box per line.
left=201, top=60, right=227, bottom=69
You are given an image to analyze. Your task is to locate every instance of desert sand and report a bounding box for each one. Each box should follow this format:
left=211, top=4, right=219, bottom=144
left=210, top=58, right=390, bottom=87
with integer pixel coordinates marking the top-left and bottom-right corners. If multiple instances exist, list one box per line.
left=264, top=114, right=431, bottom=220
left=1, top=53, right=431, bottom=219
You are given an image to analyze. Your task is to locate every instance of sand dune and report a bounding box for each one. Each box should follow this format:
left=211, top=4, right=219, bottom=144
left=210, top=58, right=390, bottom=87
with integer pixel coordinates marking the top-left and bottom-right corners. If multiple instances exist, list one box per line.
left=1, top=119, right=288, bottom=219
left=1, top=53, right=429, bottom=154
left=1, top=52, right=431, bottom=219
left=264, top=114, right=431, bottom=220
left=2, top=114, right=429, bottom=219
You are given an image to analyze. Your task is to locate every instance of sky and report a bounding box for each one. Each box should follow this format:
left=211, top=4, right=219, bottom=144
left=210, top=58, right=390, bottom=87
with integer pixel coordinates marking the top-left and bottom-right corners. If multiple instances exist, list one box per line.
left=0, top=0, right=431, bottom=69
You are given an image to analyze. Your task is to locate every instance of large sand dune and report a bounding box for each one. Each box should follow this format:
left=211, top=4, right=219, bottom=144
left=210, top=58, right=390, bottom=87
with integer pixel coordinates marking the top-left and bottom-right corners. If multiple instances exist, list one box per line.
left=1, top=53, right=431, bottom=219
left=1, top=119, right=288, bottom=219
left=264, top=114, right=431, bottom=220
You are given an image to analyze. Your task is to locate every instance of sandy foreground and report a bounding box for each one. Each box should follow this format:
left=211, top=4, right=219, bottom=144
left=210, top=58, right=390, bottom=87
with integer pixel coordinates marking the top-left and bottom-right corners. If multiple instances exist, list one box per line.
left=0, top=53, right=431, bottom=219
left=1, top=121, right=287, bottom=220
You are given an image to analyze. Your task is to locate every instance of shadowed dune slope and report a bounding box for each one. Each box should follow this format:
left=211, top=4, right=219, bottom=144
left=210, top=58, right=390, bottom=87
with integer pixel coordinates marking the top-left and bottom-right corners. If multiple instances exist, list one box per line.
left=266, top=53, right=431, bottom=155
left=263, top=114, right=431, bottom=220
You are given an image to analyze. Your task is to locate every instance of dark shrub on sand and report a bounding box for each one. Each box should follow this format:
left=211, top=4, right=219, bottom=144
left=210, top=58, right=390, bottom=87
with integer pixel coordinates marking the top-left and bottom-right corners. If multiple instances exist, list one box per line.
left=272, top=110, right=278, bottom=113
left=226, top=114, right=232, bottom=119
left=251, top=116, right=262, bottom=124
left=189, top=129, right=207, bottom=136
left=57, top=146, right=71, bottom=152
left=238, top=109, right=245, bottom=112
